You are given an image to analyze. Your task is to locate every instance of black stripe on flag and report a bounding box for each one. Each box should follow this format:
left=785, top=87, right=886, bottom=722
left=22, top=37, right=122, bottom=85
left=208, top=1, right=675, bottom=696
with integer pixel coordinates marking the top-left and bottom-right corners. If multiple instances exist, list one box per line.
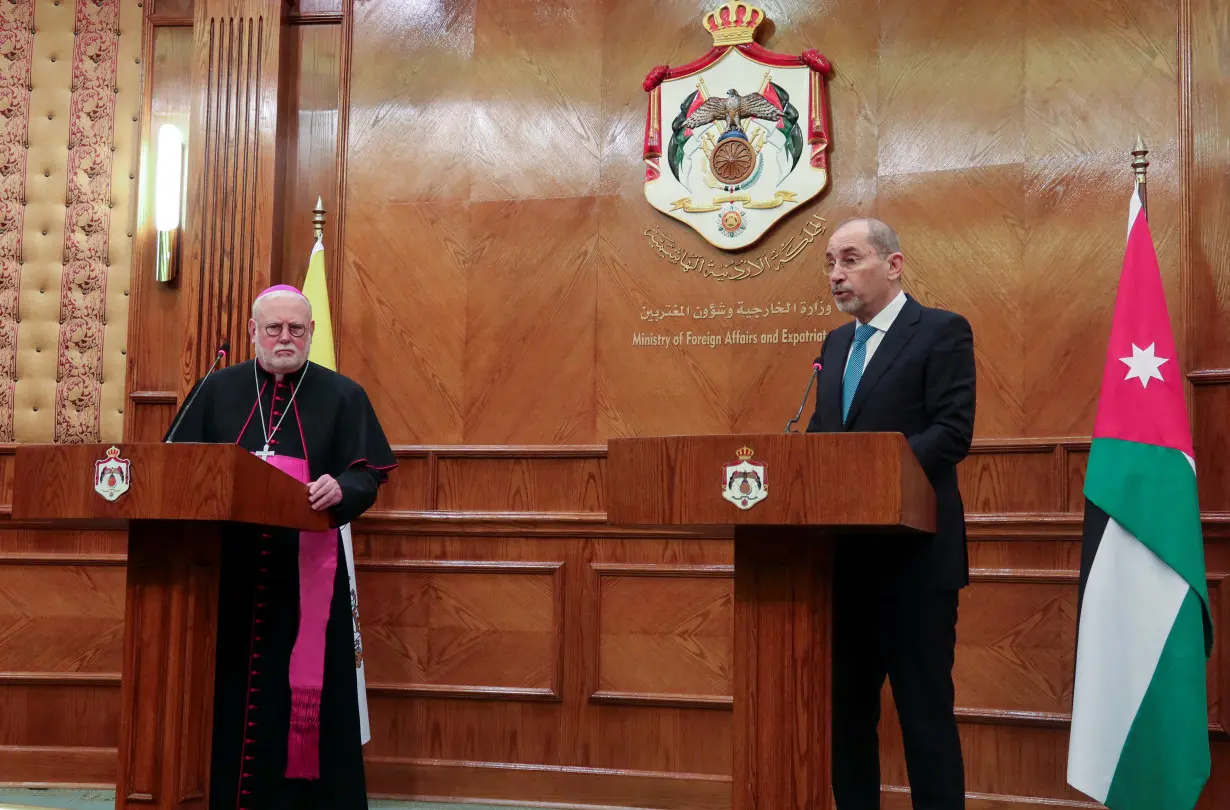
left=1073, top=497, right=1110, bottom=671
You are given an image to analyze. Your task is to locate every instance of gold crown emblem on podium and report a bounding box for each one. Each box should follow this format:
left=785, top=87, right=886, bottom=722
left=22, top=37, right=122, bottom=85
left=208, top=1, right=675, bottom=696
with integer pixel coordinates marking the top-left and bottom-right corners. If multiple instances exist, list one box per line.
left=734, top=446, right=756, bottom=462
left=104, top=445, right=121, bottom=459
left=703, top=2, right=766, bottom=47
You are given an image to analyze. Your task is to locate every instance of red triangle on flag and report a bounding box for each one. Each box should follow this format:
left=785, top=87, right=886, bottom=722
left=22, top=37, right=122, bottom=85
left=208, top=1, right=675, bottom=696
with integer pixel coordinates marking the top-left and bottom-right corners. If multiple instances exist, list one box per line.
left=760, top=82, right=786, bottom=129
left=1091, top=188, right=1193, bottom=457
left=684, top=88, right=707, bottom=137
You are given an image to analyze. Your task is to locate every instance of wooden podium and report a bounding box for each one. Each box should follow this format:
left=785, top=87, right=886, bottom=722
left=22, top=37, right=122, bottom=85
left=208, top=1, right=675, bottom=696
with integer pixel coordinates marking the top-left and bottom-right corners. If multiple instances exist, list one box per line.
left=605, top=432, right=936, bottom=810
left=10, top=443, right=327, bottom=810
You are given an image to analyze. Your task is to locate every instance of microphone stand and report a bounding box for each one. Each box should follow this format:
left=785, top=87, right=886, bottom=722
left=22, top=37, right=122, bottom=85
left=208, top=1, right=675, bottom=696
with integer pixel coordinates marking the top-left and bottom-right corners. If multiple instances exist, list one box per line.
left=784, top=363, right=822, bottom=434
left=164, top=342, right=229, bottom=442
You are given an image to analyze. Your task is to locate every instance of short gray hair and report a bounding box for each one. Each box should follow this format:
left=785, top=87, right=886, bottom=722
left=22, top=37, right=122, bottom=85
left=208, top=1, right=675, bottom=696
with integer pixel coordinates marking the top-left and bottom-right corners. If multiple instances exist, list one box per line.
left=835, top=217, right=901, bottom=257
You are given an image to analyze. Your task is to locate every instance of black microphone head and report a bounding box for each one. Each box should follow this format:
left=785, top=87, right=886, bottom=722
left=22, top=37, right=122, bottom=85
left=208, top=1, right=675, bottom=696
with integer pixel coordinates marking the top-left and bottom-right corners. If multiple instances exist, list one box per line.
left=218, top=340, right=231, bottom=355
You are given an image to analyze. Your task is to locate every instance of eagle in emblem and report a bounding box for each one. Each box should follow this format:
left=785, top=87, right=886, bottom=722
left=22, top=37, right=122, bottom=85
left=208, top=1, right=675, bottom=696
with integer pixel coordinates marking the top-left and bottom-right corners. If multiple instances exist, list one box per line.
left=684, top=88, right=783, bottom=134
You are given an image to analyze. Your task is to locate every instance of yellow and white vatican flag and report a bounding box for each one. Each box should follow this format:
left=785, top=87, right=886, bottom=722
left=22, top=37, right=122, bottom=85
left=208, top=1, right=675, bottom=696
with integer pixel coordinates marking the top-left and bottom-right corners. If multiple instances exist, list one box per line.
left=303, top=233, right=371, bottom=745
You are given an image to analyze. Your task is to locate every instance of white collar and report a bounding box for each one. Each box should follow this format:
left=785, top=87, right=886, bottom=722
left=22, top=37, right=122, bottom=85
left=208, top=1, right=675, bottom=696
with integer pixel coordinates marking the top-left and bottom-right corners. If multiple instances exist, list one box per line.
left=860, top=289, right=907, bottom=333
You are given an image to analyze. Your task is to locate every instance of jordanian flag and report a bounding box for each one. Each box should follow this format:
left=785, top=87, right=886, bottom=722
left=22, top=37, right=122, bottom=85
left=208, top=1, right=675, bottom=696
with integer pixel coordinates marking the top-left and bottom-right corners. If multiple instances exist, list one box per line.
left=1066, top=183, right=1213, bottom=810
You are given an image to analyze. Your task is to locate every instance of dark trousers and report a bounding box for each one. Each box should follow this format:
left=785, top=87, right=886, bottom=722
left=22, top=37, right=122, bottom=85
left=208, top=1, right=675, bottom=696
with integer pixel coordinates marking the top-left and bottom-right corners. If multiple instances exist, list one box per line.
left=831, top=576, right=965, bottom=810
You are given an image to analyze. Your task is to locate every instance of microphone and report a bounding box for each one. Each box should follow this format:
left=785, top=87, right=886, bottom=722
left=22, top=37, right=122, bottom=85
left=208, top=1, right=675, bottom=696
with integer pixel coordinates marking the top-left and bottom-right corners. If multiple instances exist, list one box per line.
left=784, top=360, right=822, bottom=434
left=164, top=340, right=230, bottom=443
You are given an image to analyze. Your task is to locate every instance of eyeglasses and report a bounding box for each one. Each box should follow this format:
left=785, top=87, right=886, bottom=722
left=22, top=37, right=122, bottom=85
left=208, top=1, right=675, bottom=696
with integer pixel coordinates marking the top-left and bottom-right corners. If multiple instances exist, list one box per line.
left=263, top=322, right=307, bottom=338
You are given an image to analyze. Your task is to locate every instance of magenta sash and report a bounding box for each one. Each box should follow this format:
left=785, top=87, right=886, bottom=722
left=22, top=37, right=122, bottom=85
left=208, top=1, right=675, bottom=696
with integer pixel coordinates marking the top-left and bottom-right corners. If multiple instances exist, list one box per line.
left=256, top=452, right=336, bottom=780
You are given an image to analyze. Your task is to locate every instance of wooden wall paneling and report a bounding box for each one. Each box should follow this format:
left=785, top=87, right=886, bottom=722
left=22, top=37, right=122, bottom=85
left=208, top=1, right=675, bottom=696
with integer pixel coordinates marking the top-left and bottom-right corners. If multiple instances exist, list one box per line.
left=434, top=450, right=604, bottom=512
left=340, top=0, right=473, bottom=443
left=0, top=446, right=13, bottom=512
left=150, top=0, right=195, bottom=23
left=1193, top=378, right=1230, bottom=512
left=958, top=440, right=1062, bottom=514
left=359, top=559, right=565, bottom=700
left=179, top=0, right=289, bottom=390
left=956, top=571, right=1077, bottom=717
left=876, top=0, right=1024, bottom=442
left=363, top=758, right=731, bottom=810
left=1185, top=0, right=1230, bottom=373
left=1024, top=0, right=1180, bottom=439
left=274, top=21, right=341, bottom=290
left=0, top=744, right=117, bottom=787
left=590, top=563, right=733, bottom=707
left=464, top=198, right=599, bottom=444
left=123, top=23, right=194, bottom=442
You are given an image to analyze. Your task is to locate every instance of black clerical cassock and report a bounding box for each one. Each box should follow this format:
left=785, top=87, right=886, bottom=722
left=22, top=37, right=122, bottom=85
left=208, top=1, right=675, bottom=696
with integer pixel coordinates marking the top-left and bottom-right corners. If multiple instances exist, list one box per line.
left=166, top=357, right=396, bottom=810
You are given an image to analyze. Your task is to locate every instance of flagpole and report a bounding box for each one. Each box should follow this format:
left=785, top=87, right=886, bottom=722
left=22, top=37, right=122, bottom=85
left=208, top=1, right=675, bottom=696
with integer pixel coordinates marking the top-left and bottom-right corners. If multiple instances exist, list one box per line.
left=1131, top=134, right=1149, bottom=219
left=313, top=195, right=326, bottom=242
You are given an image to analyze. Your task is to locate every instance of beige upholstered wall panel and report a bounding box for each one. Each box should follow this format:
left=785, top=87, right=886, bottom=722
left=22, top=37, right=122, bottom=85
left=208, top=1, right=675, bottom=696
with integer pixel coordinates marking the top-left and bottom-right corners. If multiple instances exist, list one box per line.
left=13, top=1, right=74, bottom=442
left=0, top=2, right=35, bottom=442
left=102, top=1, right=142, bottom=442
left=11, top=1, right=138, bottom=444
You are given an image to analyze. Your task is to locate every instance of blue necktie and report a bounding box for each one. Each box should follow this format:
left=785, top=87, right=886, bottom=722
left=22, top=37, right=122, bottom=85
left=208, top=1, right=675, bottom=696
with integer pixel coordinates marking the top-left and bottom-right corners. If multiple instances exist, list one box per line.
left=842, top=323, right=877, bottom=423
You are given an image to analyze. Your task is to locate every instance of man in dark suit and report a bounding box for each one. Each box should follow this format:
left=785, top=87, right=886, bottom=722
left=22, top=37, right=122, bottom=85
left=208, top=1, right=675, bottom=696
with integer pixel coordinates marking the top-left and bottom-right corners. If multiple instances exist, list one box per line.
left=806, top=217, right=976, bottom=810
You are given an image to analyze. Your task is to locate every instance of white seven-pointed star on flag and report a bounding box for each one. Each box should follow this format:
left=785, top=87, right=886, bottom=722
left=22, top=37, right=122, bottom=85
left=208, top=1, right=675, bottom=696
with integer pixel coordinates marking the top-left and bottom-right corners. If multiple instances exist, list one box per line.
left=1120, top=342, right=1168, bottom=388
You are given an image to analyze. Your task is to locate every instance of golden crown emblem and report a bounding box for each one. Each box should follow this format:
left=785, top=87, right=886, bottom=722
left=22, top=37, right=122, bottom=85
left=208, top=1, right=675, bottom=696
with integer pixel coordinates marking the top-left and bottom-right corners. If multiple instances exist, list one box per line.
left=735, top=446, right=755, bottom=462
left=104, top=445, right=121, bottom=459
left=703, top=2, right=766, bottom=47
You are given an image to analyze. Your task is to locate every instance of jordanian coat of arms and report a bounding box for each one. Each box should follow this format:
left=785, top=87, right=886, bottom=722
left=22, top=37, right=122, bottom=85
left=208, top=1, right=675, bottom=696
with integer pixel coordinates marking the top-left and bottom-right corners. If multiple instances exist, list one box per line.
left=94, top=445, right=131, bottom=502
left=642, top=2, right=832, bottom=249
left=722, top=446, right=767, bottom=510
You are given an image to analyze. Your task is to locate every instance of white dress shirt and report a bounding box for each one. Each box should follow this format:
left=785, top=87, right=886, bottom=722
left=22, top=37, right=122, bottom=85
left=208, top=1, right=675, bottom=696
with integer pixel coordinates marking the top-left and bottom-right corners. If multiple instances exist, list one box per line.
left=845, top=289, right=907, bottom=374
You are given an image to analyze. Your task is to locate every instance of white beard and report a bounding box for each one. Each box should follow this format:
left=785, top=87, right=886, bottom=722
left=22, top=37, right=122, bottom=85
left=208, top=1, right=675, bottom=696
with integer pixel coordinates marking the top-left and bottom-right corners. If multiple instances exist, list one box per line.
left=835, top=295, right=863, bottom=314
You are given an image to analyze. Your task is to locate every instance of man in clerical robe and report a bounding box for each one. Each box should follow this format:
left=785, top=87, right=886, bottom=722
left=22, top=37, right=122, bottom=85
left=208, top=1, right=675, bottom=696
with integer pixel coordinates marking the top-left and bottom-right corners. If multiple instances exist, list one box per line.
left=165, top=284, right=396, bottom=810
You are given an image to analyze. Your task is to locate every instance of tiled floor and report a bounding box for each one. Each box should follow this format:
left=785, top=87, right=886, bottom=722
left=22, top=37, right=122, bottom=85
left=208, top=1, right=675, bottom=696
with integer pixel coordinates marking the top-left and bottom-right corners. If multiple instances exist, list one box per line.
left=0, top=791, right=538, bottom=810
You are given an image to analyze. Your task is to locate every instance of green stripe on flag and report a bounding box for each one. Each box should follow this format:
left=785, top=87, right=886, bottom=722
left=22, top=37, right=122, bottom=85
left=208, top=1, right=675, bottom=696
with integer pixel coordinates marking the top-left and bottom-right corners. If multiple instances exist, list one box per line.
left=1083, top=437, right=1210, bottom=639
left=1104, top=589, right=1210, bottom=810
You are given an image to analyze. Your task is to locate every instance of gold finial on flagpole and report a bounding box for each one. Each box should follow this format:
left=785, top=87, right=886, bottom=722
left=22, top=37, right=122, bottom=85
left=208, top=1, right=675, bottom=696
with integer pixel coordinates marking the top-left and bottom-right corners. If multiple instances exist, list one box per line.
left=313, top=196, right=326, bottom=240
left=1131, top=134, right=1149, bottom=218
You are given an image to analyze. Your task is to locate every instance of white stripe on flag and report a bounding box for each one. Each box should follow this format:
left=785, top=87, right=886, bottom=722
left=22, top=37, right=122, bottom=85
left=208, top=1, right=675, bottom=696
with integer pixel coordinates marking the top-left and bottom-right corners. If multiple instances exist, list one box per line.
left=340, top=522, right=370, bottom=744
left=1067, top=515, right=1188, bottom=801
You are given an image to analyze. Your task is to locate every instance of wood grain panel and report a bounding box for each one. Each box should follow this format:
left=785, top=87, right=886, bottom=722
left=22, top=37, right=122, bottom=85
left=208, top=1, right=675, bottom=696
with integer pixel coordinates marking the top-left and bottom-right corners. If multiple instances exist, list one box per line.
left=346, top=0, right=474, bottom=202
left=341, top=202, right=468, bottom=444
left=955, top=576, right=1076, bottom=716
left=124, top=24, right=194, bottom=442
left=0, top=685, right=119, bottom=747
left=370, top=453, right=428, bottom=511
left=1065, top=448, right=1089, bottom=512
left=0, top=446, right=13, bottom=508
left=1207, top=575, right=1225, bottom=732
left=436, top=456, right=603, bottom=512
left=358, top=561, right=563, bottom=699
left=471, top=0, right=601, bottom=202
left=1187, top=0, right=1230, bottom=370
left=1023, top=148, right=1179, bottom=437
left=1026, top=0, right=1178, bottom=161
left=878, top=165, right=1026, bottom=438
left=880, top=722, right=1094, bottom=806
left=0, top=563, right=125, bottom=674
left=592, top=565, right=732, bottom=706
left=152, top=0, right=195, bottom=20
left=595, top=198, right=734, bottom=439
left=464, top=198, right=598, bottom=443
left=180, top=0, right=288, bottom=387
left=0, top=745, right=117, bottom=787
left=364, top=757, right=731, bottom=810
left=878, top=0, right=1023, bottom=176
left=1194, top=382, right=1230, bottom=511
left=276, top=22, right=342, bottom=289
left=958, top=448, right=1060, bottom=514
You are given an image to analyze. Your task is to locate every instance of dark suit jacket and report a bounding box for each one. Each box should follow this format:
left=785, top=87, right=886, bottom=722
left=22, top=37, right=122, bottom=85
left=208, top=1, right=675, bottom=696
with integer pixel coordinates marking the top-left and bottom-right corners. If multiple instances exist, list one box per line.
left=806, top=293, right=976, bottom=591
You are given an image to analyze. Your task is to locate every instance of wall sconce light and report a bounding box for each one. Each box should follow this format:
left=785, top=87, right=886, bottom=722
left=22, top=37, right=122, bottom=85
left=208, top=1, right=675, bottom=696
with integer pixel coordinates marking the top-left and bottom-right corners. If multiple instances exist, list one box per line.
left=154, top=124, right=184, bottom=283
